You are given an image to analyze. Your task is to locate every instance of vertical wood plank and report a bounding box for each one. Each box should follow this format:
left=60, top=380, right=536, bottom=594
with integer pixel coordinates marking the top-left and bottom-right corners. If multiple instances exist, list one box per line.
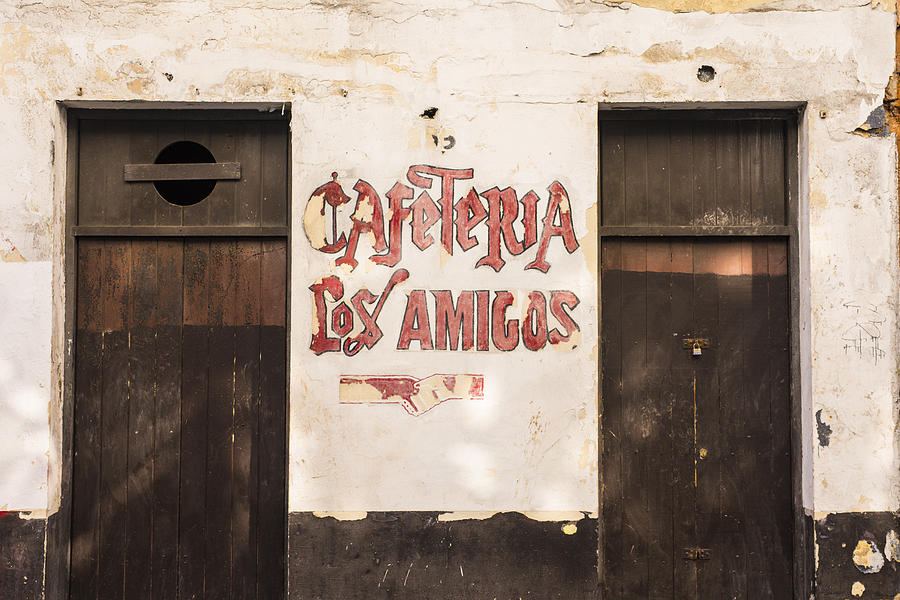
left=179, top=239, right=209, bottom=600
left=205, top=239, right=235, bottom=599
left=762, top=121, right=787, bottom=225
left=646, top=125, right=671, bottom=226
left=714, top=122, right=740, bottom=225
left=691, top=240, right=724, bottom=598
left=181, top=121, right=214, bottom=227
left=125, top=240, right=157, bottom=600
left=600, top=121, right=626, bottom=227
left=736, top=121, right=756, bottom=224
left=766, top=238, right=794, bottom=598
left=77, top=120, right=107, bottom=226
left=619, top=240, right=650, bottom=598
left=692, top=122, right=716, bottom=226
left=258, top=238, right=287, bottom=599
left=154, top=122, right=186, bottom=227
left=644, top=241, right=675, bottom=598
left=710, top=241, right=751, bottom=598
left=600, top=239, right=624, bottom=599
left=669, top=121, right=694, bottom=226
left=624, top=122, right=649, bottom=226
left=232, top=241, right=261, bottom=598
left=261, top=121, right=289, bottom=227
left=745, top=121, right=764, bottom=225
left=70, top=240, right=104, bottom=600
left=200, top=121, right=237, bottom=227
left=130, top=121, right=159, bottom=226
left=97, top=240, right=130, bottom=599
left=669, top=240, right=697, bottom=599
left=103, top=122, right=134, bottom=226
left=152, top=240, right=183, bottom=600
left=236, top=121, right=262, bottom=226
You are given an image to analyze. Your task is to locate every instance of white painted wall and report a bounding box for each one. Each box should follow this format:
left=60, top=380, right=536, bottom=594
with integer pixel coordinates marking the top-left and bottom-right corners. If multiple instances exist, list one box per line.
left=0, top=0, right=895, bottom=516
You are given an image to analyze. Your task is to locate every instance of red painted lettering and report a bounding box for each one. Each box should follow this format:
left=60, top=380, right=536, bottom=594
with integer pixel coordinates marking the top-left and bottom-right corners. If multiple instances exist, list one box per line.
left=526, top=182, right=579, bottom=273
left=406, top=165, right=474, bottom=255
left=454, top=189, right=488, bottom=252
left=335, top=180, right=388, bottom=270
left=372, top=182, right=413, bottom=267
left=549, top=291, right=580, bottom=345
left=410, top=190, right=441, bottom=251
left=520, top=190, right=539, bottom=250
left=433, top=290, right=475, bottom=350
left=309, top=276, right=344, bottom=354
left=331, top=302, right=354, bottom=337
left=522, top=291, right=548, bottom=351
left=397, top=290, right=434, bottom=350
left=476, top=187, right=526, bottom=271
left=491, top=291, right=519, bottom=351
left=476, top=290, right=490, bottom=351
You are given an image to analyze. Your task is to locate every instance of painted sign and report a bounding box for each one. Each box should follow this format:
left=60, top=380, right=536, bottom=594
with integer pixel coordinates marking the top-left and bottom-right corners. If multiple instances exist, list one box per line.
left=304, top=165, right=582, bottom=357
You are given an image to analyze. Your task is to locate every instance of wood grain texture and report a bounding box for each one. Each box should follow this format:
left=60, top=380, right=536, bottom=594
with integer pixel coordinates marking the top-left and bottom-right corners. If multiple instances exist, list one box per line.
left=77, top=118, right=288, bottom=228
left=600, top=238, right=792, bottom=600
left=71, top=238, right=287, bottom=600
left=600, top=118, right=789, bottom=228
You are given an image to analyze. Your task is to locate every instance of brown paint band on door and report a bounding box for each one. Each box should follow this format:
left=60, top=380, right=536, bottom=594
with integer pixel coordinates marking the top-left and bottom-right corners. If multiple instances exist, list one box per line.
left=600, top=237, right=791, bottom=600
left=71, top=238, right=286, bottom=600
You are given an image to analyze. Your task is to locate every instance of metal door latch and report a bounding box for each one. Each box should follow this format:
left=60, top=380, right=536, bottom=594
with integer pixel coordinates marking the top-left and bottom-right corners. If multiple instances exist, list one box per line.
left=682, top=338, right=710, bottom=357
left=682, top=547, right=712, bottom=560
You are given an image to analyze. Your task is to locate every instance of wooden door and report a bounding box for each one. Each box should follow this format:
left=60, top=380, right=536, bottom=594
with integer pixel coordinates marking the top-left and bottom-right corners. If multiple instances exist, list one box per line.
left=600, top=238, right=792, bottom=599
left=70, top=238, right=286, bottom=600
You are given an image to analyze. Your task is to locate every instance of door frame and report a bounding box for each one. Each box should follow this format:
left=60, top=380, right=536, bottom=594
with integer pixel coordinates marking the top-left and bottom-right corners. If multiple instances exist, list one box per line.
left=596, top=103, right=811, bottom=599
left=47, top=103, right=292, bottom=600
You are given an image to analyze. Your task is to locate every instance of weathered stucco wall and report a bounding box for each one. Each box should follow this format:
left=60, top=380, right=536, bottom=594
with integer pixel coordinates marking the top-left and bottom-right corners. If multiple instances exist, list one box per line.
left=0, top=0, right=897, bottom=596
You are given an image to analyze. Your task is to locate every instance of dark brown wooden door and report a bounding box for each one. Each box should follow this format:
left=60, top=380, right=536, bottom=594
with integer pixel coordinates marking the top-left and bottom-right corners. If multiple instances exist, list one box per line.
left=601, top=238, right=792, bottom=599
left=71, top=238, right=286, bottom=600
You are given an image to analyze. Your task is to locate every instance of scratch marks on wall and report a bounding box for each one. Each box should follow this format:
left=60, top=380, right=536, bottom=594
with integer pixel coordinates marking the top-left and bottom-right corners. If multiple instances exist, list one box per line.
left=840, top=301, right=885, bottom=363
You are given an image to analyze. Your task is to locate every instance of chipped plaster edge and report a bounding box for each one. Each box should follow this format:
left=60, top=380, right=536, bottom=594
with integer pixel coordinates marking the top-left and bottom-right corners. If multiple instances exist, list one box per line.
left=48, top=101, right=67, bottom=517
left=798, top=107, right=814, bottom=511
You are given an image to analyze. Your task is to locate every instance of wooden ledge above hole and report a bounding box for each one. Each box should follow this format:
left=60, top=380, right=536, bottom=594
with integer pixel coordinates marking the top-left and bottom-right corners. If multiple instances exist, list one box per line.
left=124, top=162, right=241, bottom=182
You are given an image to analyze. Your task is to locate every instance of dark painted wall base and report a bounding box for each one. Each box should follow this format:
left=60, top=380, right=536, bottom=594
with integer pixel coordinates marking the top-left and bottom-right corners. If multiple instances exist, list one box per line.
left=0, top=512, right=45, bottom=599
left=815, top=511, right=899, bottom=600
left=288, top=511, right=599, bottom=599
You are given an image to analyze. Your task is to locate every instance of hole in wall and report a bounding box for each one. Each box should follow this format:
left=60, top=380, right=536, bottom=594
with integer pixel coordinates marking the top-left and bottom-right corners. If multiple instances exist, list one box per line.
left=153, top=140, right=217, bottom=206
left=697, top=65, right=716, bottom=83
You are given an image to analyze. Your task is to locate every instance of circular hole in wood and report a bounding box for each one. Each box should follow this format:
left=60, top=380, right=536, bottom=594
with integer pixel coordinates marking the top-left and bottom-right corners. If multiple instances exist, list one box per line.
left=153, top=141, right=217, bottom=206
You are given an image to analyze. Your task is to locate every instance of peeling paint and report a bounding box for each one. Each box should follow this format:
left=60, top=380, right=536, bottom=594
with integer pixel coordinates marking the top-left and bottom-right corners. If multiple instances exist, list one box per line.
left=884, top=530, right=899, bottom=562
left=851, top=580, right=865, bottom=597
left=437, top=511, right=498, bottom=521
left=852, top=539, right=886, bottom=573
left=816, top=408, right=833, bottom=446
left=312, top=511, right=368, bottom=521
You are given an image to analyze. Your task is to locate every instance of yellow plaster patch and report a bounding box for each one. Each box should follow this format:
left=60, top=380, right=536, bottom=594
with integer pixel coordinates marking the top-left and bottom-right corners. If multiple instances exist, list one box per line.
left=852, top=539, right=885, bottom=573
left=851, top=581, right=865, bottom=597
left=1, top=247, right=26, bottom=262
left=562, top=523, right=578, bottom=535
left=303, top=191, right=330, bottom=250
left=578, top=439, right=597, bottom=470
left=522, top=511, right=595, bottom=522
left=438, top=511, right=498, bottom=521
left=312, top=511, right=368, bottom=521
left=605, top=0, right=894, bottom=12
left=580, top=201, right=597, bottom=282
